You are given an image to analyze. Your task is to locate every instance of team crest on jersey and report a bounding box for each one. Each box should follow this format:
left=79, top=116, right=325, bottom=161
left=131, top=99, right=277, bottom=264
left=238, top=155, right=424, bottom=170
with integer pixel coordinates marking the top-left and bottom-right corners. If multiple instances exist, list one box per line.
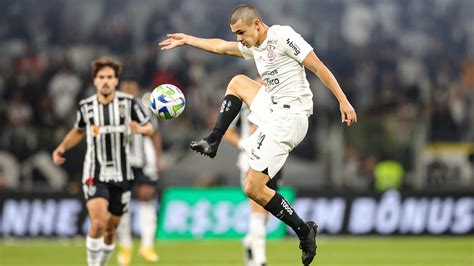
left=267, top=45, right=276, bottom=61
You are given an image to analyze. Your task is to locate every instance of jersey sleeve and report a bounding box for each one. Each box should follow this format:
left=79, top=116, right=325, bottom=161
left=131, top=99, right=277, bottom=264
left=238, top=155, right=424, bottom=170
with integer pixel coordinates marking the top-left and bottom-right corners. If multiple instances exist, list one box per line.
left=280, top=26, right=313, bottom=63
left=237, top=42, right=254, bottom=60
left=74, top=107, right=86, bottom=130
left=131, top=99, right=151, bottom=125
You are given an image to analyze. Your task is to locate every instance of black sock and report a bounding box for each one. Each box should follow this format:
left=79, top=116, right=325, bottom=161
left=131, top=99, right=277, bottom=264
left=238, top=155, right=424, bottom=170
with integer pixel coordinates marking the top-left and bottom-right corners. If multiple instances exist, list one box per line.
left=206, top=94, right=242, bottom=143
left=264, top=192, right=310, bottom=238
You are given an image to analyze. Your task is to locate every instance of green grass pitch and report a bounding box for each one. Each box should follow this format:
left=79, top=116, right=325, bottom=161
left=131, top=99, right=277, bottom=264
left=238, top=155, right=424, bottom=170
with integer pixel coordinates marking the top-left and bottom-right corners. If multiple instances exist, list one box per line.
left=0, top=236, right=472, bottom=265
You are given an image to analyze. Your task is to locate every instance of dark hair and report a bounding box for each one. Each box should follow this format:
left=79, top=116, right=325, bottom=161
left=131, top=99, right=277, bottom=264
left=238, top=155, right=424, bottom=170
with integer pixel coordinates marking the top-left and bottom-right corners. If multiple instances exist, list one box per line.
left=91, top=57, right=122, bottom=79
left=230, top=4, right=262, bottom=25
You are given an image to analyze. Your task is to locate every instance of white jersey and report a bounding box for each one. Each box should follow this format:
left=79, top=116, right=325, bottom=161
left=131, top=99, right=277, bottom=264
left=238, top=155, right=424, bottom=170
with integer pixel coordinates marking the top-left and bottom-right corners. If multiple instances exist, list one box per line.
left=238, top=25, right=314, bottom=115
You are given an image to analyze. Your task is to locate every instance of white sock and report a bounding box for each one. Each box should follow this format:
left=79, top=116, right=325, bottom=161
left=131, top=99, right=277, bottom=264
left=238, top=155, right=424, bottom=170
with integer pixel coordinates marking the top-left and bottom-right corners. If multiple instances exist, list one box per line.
left=116, top=211, right=133, bottom=248
left=100, top=242, right=116, bottom=266
left=86, top=236, right=103, bottom=266
left=139, top=200, right=157, bottom=248
left=247, top=213, right=267, bottom=265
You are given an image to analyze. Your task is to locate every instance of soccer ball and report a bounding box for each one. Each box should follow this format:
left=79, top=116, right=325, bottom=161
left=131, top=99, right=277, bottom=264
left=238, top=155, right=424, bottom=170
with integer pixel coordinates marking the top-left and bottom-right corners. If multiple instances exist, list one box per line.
left=148, top=84, right=186, bottom=120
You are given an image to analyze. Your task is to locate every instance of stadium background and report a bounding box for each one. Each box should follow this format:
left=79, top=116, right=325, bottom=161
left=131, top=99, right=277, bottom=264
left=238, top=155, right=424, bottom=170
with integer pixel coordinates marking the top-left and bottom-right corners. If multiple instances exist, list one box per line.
left=0, top=0, right=473, bottom=265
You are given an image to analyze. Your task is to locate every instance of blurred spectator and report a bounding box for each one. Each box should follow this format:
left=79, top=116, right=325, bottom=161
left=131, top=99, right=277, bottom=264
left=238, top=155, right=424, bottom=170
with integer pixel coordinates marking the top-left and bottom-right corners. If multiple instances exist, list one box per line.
left=0, top=0, right=472, bottom=192
left=0, top=151, right=20, bottom=190
left=47, top=60, right=81, bottom=123
left=374, top=160, right=404, bottom=192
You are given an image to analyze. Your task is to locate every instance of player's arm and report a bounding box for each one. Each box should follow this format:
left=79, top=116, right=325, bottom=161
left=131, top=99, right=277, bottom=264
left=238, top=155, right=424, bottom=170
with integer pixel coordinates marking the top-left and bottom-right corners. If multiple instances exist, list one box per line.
left=129, top=121, right=155, bottom=136
left=52, top=128, right=85, bottom=165
left=159, top=33, right=243, bottom=58
left=303, top=52, right=357, bottom=126
left=151, top=130, right=164, bottom=171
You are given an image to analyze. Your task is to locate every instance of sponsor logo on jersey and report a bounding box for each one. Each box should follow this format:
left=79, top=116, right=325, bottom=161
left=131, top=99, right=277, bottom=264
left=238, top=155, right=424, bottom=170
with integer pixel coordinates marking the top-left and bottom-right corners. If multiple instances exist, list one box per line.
left=92, top=125, right=127, bottom=137
left=266, top=78, right=280, bottom=86
left=92, top=125, right=99, bottom=137
left=262, top=69, right=278, bottom=78
left=267, top=39, right=278, bottom=45
left=250, top=149, right=261, bottom=160
left=286, top=38, right=301, bottom=56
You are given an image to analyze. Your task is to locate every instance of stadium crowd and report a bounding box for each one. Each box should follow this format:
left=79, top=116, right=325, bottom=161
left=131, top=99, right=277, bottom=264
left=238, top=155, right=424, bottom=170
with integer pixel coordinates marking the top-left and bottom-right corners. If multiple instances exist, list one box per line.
left=0, top=0, right=473, bottom=192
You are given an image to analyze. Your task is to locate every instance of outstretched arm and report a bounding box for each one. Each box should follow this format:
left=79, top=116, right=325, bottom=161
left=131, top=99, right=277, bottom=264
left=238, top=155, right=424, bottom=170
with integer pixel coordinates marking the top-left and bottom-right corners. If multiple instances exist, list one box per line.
left=52, top=128, right=85, bottom=165
left=159, top=33, right=243, bottom=58
left=303, top=51, right=357, bottom=126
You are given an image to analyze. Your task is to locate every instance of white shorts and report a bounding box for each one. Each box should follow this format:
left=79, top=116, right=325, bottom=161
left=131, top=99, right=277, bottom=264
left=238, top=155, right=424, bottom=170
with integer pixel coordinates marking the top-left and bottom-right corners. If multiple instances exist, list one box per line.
left=242, top=87, right=309, bottom=178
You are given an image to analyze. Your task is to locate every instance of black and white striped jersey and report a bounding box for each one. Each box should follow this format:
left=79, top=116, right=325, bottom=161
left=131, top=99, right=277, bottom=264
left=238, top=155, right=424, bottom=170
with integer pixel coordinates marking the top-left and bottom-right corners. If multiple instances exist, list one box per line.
left=128, top=101, right=159, bottom=180
left=74, top=91, right=150, bottom=185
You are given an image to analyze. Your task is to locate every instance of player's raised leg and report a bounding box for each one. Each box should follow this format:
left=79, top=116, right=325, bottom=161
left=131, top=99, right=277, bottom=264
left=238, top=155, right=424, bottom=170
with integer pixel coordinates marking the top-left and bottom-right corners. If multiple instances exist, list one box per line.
left=86, top=199, right=109, bottom=266
left=244, top=169, right=318, bottom=265
left=190, top=75, right=261, bottom=158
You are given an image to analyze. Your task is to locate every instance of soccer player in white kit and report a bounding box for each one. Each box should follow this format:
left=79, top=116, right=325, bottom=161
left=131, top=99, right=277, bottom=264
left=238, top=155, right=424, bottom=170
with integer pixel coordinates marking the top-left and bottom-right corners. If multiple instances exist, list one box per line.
left=160, top=4, right=357, bottom=265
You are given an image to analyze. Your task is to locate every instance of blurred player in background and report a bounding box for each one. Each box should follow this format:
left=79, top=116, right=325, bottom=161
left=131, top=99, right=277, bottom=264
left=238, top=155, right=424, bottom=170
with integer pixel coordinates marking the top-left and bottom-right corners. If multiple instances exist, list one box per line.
left=223, top=77, right=283, bottom=266
left=52, top=58, right=154, bottom=266
left=224, top=108, right=283, bottom=265
left=160, top=4, right=357, bottom=265
left=116, top=80, right=162, bottom=266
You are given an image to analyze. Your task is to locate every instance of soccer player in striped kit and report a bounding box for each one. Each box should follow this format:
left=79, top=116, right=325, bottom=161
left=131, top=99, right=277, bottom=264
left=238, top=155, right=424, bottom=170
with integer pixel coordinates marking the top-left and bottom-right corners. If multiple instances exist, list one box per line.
left=52, top=58, right=154, bottom=266
left=160, top=4, right=357, bottom=264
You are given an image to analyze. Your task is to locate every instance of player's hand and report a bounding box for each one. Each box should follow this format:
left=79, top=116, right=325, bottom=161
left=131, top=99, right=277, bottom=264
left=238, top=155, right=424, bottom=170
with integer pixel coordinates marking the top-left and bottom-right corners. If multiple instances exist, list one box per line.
left=52, top=147, right=66, bottom=165
left=159, top=33, right=188, bottom=50
left=339, top=100, right=357, bottom=127
left=128, top=121, right=141, bottom=134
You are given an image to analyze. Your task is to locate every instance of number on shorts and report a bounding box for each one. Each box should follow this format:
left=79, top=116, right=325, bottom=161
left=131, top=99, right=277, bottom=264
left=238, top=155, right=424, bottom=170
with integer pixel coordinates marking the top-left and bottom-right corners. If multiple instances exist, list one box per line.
left=121, top=191, right=132, bottom=213
left=256, top=132, right=266, bottom=149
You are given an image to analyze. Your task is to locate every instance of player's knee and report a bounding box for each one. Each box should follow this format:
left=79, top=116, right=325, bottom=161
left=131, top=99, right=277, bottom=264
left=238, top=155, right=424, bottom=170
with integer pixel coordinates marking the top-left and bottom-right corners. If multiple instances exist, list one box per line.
left=227, top=74, right=248, bottom=94
left=244, top=182, right=261, bottom=202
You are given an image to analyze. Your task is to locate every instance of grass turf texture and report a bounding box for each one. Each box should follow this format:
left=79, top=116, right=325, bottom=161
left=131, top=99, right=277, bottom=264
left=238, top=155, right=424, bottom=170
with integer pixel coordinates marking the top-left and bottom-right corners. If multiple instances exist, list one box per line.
left=0, top=237, right=472, bottom=265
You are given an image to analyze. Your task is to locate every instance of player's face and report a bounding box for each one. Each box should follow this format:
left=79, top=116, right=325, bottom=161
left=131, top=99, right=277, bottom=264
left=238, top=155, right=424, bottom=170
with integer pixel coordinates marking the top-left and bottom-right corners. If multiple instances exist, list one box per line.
left=94, top=67, right=118, bottom=97
left=231, top=19, right=260, bottom=48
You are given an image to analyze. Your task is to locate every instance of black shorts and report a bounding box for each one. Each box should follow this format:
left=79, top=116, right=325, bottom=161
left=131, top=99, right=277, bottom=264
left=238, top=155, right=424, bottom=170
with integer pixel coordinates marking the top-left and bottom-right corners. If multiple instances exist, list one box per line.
left=132, top=167, right=158, bottom=186
left=83, top=182, right=132, bottom=216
